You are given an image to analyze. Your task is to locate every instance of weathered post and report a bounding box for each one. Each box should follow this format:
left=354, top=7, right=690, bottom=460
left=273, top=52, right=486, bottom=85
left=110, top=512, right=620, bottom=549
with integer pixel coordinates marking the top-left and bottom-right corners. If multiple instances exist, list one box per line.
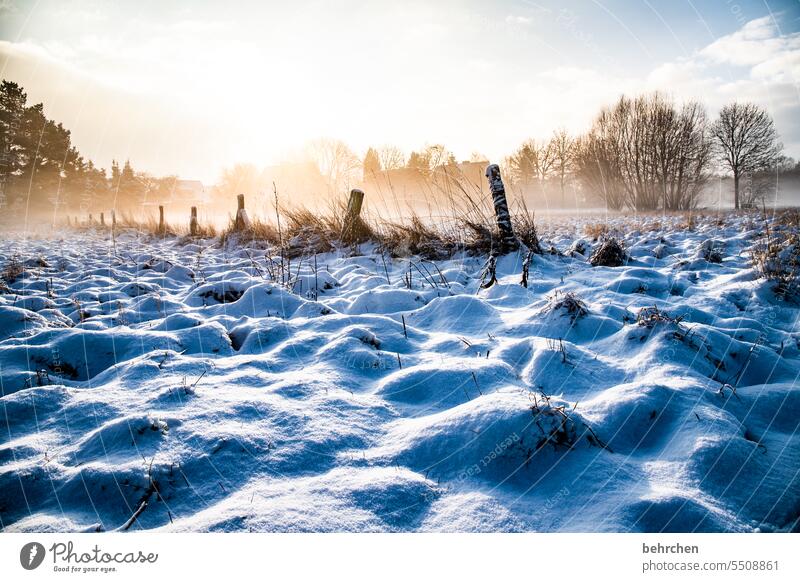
left=111, top=209, right=116, bottom=227
left=234, top=194, right=250, bottom=230
left=100, top=212, right=105, bottom=227
left=485, top=164, right=518, bottom=253
left=190, top=206, right=198, bottom=236
left=88, top=213, right=93, bottom=225
left=158, top=205, right=165, bottom=234
left=342, top=188, right=365, bottom=243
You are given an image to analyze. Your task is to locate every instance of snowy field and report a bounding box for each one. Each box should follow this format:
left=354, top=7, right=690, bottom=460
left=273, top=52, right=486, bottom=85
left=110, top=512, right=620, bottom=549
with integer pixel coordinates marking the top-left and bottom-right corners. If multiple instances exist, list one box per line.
left=1, top=212, right=799, bottom=533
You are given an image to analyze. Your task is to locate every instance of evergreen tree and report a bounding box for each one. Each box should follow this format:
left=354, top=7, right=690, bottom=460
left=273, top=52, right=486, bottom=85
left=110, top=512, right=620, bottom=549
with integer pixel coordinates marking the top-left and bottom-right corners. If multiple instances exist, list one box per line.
left=362, top=147, right=381, bottom=179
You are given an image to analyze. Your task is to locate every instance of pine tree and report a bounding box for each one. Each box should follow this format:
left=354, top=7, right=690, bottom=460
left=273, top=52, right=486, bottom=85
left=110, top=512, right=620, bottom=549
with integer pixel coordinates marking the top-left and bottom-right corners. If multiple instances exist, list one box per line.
left=363, top=147, right=381, bottom=180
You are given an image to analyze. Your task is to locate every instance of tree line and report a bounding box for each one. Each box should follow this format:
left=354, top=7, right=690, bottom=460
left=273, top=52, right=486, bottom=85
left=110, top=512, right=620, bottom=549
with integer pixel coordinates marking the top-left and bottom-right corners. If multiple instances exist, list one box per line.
left=0, top=80, right=177, bottom=215
left=317, top=94, right=791, bottom=211
left=1, top=76, right=794, bottom=215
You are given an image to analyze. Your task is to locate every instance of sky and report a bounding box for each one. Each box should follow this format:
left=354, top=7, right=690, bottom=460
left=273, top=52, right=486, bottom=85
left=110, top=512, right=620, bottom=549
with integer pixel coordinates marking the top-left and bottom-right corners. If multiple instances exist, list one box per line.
left=1, top=0, right=799, bottom=184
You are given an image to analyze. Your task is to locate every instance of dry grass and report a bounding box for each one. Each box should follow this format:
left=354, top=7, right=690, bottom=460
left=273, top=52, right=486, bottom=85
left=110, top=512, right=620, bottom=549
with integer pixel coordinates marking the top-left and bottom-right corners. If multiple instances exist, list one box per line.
left=220, top=216, right=279, bottom=247
left=379, top=214, right=456, bottom=260
left=751, top=230, right=800, bottom=299
left=1, top=254, right=24, bottom=286
left=583, top=222, right=609, bottom=241
left=511, top=205, right=543, bottom=253
left=546, top=291, right=589, bottom=322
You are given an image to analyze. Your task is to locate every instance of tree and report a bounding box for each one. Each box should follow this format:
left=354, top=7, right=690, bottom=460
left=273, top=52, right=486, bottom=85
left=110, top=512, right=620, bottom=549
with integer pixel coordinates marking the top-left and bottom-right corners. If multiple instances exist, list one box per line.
left=377, top=145, right=405, bottom=170
left=505, top=140, right=538, bottom=187
left=407, top=150, right=429, bottom=174
left=406, top=144, right=456, bottom=176
left=306, top=138, right=361, bottom=195
left=549, top=129, right=575, bottom=204
left=0, top=80, right=27, bottom=209
left=574, top=93, right=711, bottom=211
left=709, top=102, right=783, bottom=209
left=573, top=132, right=626, bottom=210
left=215, top=163, right=263, bottom=202
left=118, top=160, right=145, bottom=208
left=362, top=147, right=381, bottom=179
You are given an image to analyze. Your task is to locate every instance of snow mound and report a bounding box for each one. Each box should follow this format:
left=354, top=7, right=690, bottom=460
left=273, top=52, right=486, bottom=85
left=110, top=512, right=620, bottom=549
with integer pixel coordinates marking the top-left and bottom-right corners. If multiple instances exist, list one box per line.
left=1, top=213, right=799, bottom=532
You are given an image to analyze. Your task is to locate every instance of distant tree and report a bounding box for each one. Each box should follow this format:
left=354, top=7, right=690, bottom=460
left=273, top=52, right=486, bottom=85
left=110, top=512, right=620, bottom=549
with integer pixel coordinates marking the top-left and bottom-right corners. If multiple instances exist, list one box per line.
left=407, top=150, right=429, bottom=175
left=549, top=129, right=575, bottom=204
left=118, top=160, right=146, bottom=208
left=81, top=160, right=109, bottom=210
left=216, top=163, right=263, bottom=200
left=306, top=138, right=361, bottom=194
left=505, top=140, right=538, bottom=187
left=377, top=145, right=405, bottom=170
left=573, top=132, right=626, bottom=210
left=406, top=145, right=456, bottom=177
left=575, top=93, right=711, bottom=210
left=710, top=102, right=783, bottom=209
left=362, top=147, right=381, bottom=179
left=423, top=144, right=456, bottom=169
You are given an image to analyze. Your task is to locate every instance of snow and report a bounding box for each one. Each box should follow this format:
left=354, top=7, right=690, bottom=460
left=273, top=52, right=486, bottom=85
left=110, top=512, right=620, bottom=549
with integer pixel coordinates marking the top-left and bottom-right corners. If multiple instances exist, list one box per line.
left=1, top=213, right=799, bottom=533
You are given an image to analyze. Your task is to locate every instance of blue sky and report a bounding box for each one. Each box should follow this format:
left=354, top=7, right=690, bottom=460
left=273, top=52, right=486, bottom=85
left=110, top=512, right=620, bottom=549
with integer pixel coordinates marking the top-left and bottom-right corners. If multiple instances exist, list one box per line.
left=1, top=0, right=799, bottom=182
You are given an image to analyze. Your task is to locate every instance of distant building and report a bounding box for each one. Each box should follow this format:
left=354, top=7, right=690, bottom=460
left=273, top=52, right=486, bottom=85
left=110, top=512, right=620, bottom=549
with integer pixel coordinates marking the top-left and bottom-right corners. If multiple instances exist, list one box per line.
left=174, top=180, right=206, bottom=203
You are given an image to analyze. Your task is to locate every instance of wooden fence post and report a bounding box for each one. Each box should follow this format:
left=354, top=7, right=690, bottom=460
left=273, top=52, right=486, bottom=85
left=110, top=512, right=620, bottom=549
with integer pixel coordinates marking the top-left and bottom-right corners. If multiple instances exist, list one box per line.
left=100, top=212, right=105, bottom=227
left=234, top=194, right=250, bottom=230
left=158, top=205, right=165, bottom=234
left=190, top=206, right=198, bottom=236
left=342, top=188, right=365, bottom=243
left=88, top=213, right=93, bottom=225
left=485, top=164, right=518, bottom=253
left=111, top=210, right=116, bottom=228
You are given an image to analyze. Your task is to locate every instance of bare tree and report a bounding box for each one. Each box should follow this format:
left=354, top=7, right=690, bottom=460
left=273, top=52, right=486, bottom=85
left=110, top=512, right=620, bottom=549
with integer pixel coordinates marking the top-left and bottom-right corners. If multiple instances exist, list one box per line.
left=573, top=132, right=626, bottom=210
left=377, top=145, right=406, bottom=170
left=216, top=163, right=263, bottom=199
left=536, top=139, right=557, bottom=184
left=709, top=102, right=783, bottom=209
left=549, top=129, right=575, bottom=204
left=575, top=93, right=711, bottom=211
left=306, top=138, right=361, bottom=195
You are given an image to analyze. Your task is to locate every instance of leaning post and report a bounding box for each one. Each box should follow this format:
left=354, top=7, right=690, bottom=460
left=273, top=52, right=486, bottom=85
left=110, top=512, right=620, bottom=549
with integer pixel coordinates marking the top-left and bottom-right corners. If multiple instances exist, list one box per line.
left=342, top=188, right=365, bottom=243
left=234, top=194, right=250, bottom=230
left=190, top=206, right=198, bottom=236
left=485, top=164, right=518, bottom=253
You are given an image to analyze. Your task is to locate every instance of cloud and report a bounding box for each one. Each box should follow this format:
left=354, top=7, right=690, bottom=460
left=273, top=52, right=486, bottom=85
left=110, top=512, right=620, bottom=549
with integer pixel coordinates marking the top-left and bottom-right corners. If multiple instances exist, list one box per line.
left=700, top=16, right=800, bottom=69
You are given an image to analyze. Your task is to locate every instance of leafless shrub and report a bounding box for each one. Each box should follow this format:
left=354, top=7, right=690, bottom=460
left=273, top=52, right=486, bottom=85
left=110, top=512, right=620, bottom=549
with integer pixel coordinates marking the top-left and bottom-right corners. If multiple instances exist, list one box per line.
left=546, top=291, right=589, bottom=322
left=589, top=237, right=627, bottom=267
left=1, top=254, right=24, bottom=285
left=751, top=232, right=800, bottom=299
left=636, top=305, right=684, bottom=328
left=697, top=240, right=723, bottom=263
